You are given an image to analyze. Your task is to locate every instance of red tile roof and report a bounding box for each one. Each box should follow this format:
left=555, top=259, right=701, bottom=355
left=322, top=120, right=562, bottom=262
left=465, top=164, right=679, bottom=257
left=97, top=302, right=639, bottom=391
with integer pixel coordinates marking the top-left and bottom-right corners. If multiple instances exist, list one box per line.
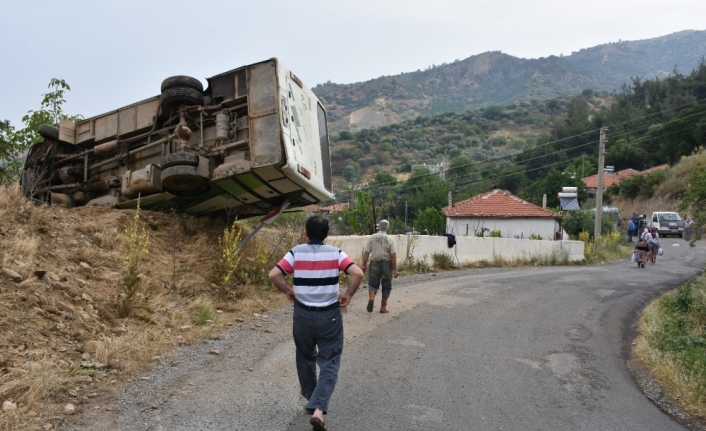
left=582, top=172, right=624, bottom=189
left=583, top=165, right=669, bottom=189
left=442, top=189, right=560, bottom=218
left=642, top=164, right=669, bottom=175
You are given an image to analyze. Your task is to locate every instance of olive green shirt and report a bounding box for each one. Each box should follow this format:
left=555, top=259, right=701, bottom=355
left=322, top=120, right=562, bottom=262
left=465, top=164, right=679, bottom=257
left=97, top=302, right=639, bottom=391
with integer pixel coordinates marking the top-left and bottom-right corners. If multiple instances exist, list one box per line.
left=363, top=232, right=396, bottom=261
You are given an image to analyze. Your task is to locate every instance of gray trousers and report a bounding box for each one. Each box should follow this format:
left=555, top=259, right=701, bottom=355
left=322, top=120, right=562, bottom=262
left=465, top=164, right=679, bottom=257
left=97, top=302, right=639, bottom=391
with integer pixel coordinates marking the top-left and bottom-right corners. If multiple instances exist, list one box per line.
left=293, top=305, right=343, bottom=413
left=368, top=260, right=393, bottom=297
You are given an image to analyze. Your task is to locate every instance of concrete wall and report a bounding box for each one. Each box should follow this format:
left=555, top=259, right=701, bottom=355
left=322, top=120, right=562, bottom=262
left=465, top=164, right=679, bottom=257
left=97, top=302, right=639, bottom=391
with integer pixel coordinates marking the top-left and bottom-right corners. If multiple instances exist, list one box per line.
left=446, top=217, right=560, bottom=240
left=326, top=234, right=585, bottom=266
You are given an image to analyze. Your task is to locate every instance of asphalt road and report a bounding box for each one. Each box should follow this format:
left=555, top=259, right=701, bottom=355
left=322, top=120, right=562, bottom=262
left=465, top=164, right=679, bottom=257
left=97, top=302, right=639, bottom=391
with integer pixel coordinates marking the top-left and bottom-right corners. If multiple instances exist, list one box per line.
left=70, top=238, right=706, bottom=431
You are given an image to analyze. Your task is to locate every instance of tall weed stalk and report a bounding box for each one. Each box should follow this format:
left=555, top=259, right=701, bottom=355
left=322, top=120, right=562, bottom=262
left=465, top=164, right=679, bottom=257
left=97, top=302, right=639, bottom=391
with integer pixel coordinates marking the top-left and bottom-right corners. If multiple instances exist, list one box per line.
left=117, top=197, right=152, bottom=319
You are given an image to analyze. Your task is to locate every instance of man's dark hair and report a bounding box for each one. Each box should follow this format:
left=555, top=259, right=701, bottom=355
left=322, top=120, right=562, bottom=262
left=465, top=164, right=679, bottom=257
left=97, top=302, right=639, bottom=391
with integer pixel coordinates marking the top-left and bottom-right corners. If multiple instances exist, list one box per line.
left=306, top=216, right=329, bottom=241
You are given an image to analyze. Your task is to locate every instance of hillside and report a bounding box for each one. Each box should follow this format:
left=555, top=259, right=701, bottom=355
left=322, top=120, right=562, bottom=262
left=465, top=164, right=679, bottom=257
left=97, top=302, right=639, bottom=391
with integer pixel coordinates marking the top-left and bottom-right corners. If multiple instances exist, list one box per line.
left=329, top=93, right=610, bottom=189
left=0, top=186, right=293, bottom=430
left=568, top=30, right=706, bottom=91
left=314, top=30, right=706, bottom=131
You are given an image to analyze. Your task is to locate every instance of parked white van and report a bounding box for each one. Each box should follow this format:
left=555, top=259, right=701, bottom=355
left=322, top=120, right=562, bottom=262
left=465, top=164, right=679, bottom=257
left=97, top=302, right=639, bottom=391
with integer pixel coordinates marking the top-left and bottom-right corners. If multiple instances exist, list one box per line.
left=650, top=212, right=684, bottom=237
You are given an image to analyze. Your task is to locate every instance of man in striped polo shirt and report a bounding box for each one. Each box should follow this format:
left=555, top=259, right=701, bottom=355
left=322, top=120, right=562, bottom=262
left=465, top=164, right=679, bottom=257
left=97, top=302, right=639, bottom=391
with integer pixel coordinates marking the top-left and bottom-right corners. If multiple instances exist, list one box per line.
left=269, top=216, right=363, bottom=431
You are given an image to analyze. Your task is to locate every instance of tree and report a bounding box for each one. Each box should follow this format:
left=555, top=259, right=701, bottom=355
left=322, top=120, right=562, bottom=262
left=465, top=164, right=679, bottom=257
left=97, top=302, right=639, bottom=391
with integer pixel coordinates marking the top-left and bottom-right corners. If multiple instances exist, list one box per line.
left=403, top=168, right=450, bottom=221
left=337, top=190, right=376, bottom=235
left=446, top=155, right=477, bottom=184
left=521, top=169, right=587, bottom=208
left=482, top=105, right=504, bottom=120
left=0, top=78, right=79, bottom=184
left=415, top=207, right=446, bottom=235
left=678, top=167, right=706, bottom=246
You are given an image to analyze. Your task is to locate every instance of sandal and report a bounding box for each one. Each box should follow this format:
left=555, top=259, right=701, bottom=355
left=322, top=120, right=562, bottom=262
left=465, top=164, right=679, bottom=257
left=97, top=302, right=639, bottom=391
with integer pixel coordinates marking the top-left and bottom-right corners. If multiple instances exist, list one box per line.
left=367, top=299, right=374, bottom=313
left=310, top=416, right=328, bottom=431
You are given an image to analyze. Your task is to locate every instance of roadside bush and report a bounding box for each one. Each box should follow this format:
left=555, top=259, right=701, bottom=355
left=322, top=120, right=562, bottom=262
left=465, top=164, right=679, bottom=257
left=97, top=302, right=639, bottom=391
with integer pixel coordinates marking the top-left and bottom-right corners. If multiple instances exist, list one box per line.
left=117, top=198, right=153, bottom=320
left=196, top=305, right=219, bottom=325
left=432, top=252, right=456, bottom=269
left=217, top=223, right=244, bottom=287
left=636, top=275, right=706, bottom=416
left=564, top=210, right=616, bottom=240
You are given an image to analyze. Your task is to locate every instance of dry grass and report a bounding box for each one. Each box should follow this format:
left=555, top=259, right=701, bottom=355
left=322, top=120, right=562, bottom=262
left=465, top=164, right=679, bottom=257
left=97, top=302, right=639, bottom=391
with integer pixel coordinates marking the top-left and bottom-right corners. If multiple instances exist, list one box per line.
left=634, top=275, right=706, bottom=417
left=656, top=148, right=706, bottom=199
left=0, top=184, right=297, bottom=430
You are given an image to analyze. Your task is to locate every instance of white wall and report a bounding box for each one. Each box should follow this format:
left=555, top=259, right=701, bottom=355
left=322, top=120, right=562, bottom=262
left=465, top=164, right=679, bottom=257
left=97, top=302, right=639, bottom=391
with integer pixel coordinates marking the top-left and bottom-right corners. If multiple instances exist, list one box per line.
left=326, top=234, right=585, bottom=266
left=446, top=217, right=560, bottom=240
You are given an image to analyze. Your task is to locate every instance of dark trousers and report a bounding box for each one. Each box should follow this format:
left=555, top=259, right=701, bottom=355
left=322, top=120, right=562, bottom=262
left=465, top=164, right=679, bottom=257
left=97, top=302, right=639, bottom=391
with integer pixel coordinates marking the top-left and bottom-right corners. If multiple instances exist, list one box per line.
left=293, top=305, right=344, bottom=413
left=368, top=260, right=393, bottom=297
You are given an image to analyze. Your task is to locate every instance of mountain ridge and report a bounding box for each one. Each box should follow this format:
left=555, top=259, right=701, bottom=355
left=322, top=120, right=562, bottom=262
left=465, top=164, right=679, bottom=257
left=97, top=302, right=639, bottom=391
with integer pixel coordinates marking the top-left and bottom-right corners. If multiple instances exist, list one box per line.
left=314, top=29, right=706, bottom=131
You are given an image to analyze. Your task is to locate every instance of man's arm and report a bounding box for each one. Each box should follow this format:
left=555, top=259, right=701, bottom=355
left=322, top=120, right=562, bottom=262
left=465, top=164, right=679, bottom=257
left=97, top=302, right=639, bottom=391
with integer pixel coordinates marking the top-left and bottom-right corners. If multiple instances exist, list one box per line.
left=339, top=264, right=363, bottom=307
left=268, top=267, right=295, bottom=302
left=361, top=251, right=370, bottom=273
left=390, top=252, right=399, bottom=278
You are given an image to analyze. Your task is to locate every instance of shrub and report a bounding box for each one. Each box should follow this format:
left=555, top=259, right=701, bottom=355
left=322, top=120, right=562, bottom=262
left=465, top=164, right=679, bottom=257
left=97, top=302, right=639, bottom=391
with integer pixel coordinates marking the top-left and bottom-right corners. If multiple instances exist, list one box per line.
left=117, top=198, right=153, bottom=320
left=432, top=252, right=456, bottom=269
left=217, top=223, right=244, bottom=287
left=489, top=229, right=502, bottom=238
left=196, top=305, right=218, bottom=325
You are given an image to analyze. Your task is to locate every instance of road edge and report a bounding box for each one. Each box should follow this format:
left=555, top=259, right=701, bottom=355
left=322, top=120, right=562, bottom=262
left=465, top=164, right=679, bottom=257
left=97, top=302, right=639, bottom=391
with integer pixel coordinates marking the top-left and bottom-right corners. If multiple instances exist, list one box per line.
left=627, top=354, right=706, bottom=431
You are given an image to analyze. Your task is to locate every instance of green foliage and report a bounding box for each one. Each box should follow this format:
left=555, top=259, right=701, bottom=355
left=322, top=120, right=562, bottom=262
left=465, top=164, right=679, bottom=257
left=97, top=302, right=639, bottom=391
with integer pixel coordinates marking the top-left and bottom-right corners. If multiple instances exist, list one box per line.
left=415, top=207, right=445, bottom=235
left=431, top=252, right=456, bottom=269
left=482, top=105, right=504, bottom=120
left=196, top=305, right=219, bottom=325
left=338, top=190, right=374, bottom=235
left=615, top=170, right=668, bottom=200
left=678, top=167, right=706, bottom=247
left=638, top=275, right=706, bottom=411
left=563, top=210, right=616, bottom=239
left=529, top=233, right=543, bottom=240
left=521, top=169, right=587, bottom=208
left=0, top=78, right=80, bottom=184
left=217, top=223, right=244, bottom=286
left=117, top=198, right=153, bottom=320
left=489, top=229, right=502, bottom=238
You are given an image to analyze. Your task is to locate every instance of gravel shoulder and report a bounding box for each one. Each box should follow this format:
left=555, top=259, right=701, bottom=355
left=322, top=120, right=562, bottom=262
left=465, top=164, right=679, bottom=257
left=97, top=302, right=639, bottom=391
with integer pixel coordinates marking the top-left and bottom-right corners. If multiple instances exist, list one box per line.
left=62, top=267, right=510, bottom=431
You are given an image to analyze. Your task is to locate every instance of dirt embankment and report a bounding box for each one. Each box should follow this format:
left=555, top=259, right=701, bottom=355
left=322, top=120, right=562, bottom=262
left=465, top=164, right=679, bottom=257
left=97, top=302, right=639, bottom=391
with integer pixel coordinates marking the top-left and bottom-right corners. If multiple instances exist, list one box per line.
left=0, top=185, right=290, bottom=431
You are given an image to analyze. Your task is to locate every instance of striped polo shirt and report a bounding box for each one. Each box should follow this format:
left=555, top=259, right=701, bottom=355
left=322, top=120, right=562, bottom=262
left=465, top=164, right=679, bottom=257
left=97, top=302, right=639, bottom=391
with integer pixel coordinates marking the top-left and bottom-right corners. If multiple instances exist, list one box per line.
left=276, top=241, right=355, bottom=307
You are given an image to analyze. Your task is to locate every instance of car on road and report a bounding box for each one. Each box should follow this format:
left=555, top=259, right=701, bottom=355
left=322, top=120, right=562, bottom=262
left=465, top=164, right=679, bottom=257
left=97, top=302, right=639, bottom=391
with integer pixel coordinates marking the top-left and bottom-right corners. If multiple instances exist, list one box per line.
left=650, top=211, right=684, bottom=237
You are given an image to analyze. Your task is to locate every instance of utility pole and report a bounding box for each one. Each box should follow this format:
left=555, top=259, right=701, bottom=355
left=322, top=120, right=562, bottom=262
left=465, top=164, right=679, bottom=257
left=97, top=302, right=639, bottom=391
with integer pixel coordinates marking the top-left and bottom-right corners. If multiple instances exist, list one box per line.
left=593, top=127, right=608, bottom=245
left=404, top=201, right=408, bottom=229
left=371, top=195, right=377, bottom=234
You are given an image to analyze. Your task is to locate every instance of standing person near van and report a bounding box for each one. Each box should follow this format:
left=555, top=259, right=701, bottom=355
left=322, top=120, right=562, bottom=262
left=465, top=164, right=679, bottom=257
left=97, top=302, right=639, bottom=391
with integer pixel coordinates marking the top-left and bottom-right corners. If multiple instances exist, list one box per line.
left=631, top=213, right=640, bottom=240
left=684, top=217, right=694, bottom=241
left=361, top=219, right=399, bottom=314
left=627, top=218, right=635, bottom=242
left=268, top=216, right=364, bottom=431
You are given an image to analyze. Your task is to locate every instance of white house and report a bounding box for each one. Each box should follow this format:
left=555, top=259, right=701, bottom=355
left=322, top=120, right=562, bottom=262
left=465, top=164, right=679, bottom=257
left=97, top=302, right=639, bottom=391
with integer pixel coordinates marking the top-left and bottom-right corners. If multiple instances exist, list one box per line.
left=442, top=189, right=562, bottom=240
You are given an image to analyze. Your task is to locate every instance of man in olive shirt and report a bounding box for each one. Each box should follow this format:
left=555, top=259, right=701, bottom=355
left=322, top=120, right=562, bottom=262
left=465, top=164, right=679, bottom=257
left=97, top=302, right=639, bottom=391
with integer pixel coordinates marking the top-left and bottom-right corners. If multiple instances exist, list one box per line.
left=361, top=219, right=399, bottom=313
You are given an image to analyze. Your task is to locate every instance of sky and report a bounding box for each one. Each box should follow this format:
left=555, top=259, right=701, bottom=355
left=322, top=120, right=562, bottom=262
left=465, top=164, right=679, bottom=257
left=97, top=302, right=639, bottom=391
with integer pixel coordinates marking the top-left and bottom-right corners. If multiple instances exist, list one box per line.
left=1, top=0, right=705, bottom=128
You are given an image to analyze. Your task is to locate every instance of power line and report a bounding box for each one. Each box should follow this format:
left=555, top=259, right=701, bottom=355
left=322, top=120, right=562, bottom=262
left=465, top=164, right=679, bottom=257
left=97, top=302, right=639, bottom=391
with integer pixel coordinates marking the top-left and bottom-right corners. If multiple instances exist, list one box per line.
left=346, top=98, right=706, bottom=192
left=335, top=121, right=706, bottom=205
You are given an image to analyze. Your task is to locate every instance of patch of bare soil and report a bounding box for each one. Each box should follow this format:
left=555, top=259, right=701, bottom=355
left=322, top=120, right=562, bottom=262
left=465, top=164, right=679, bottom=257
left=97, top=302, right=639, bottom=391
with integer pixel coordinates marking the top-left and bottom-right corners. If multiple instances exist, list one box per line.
left=0, top=185, right=291, bottom=431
